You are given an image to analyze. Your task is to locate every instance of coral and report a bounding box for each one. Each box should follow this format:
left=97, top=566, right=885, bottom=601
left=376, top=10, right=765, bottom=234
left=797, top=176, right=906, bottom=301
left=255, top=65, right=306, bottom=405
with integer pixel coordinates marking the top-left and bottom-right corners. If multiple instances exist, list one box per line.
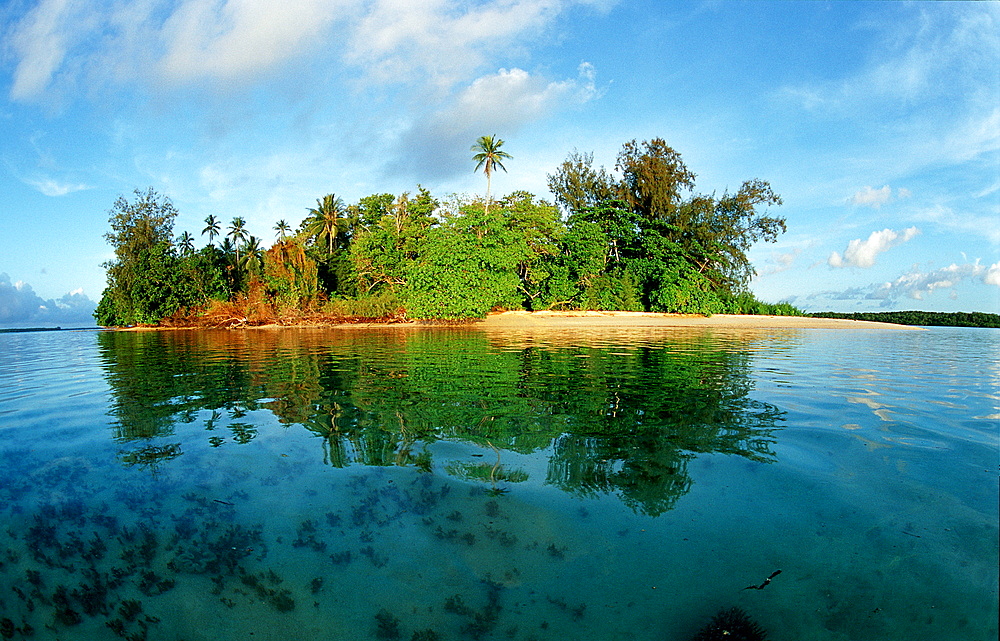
left=691, top=607, right=768, bottom=641
left=374, top=609, right=401, bottom=639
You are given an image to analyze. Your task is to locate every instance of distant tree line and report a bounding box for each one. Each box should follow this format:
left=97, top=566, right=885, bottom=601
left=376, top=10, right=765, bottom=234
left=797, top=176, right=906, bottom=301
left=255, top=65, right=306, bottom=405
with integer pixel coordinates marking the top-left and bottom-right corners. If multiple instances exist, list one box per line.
left=809, top=311, right=1000, bottom=328
left=95, top=138, right=800, bottom=326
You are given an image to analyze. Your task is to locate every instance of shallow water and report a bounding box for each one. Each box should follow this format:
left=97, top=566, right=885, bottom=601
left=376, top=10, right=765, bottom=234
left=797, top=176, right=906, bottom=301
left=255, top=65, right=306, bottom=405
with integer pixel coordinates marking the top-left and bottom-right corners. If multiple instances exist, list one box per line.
left=0, top=326, right=996, bottom=640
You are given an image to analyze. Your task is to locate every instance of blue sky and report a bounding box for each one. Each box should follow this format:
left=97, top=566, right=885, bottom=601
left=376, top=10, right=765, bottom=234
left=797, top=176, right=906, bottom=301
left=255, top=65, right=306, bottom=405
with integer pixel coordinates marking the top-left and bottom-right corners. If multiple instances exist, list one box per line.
left=1, top=0, right=997, bottom=326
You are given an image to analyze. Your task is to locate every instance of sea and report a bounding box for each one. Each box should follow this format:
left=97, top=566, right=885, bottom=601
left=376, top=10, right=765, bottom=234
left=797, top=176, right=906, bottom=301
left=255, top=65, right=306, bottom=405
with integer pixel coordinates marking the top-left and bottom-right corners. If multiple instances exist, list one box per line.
left=0, top=325, right=996, bottom=641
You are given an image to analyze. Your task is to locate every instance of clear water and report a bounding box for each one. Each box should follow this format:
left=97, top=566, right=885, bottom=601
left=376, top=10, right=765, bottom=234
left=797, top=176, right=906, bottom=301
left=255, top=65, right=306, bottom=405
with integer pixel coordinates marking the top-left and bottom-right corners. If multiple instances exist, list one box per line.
left=0, top=326, right=996, bottom=641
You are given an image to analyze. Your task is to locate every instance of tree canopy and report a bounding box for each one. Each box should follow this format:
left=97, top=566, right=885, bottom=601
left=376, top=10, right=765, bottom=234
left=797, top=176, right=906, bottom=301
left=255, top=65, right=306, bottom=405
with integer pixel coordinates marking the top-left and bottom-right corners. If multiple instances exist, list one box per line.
left=96, top=138, right=803, bottom=326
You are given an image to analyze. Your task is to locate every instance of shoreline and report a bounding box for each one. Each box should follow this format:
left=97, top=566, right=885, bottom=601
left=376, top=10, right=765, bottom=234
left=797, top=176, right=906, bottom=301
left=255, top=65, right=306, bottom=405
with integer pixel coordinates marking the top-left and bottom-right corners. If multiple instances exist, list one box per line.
left=477, top=310, right=922, bottom=330
left=115, top=311, right=922, bottom=331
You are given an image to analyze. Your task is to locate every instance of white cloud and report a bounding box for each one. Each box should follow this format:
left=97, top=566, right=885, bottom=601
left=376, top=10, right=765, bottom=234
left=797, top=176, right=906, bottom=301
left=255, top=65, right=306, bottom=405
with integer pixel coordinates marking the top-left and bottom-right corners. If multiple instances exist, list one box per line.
left=388, top=63, right=601, bottom=180
left=7, top=0, right=612, bottom=99
left=808, top=260, right=999, bottom=308
left=847, top=185, right=912, bottom=208
left=156, top=0, right=346, bottom=84
left=828, top=227, right=920, bottom=268
left=346, top=0, right=610, bottom=90
left=0, top=273, right=96, bottom=327
left=985, top=262, right=1000, bottom=287
left=7, top=0, right=79, bottom=100
left=24, top=176, right=90, bottom=196
left=875, top=262, right=997, bottom=301
left=849, top=185, right=892, bottom=208
left=760, top=248, right=802, bottom=276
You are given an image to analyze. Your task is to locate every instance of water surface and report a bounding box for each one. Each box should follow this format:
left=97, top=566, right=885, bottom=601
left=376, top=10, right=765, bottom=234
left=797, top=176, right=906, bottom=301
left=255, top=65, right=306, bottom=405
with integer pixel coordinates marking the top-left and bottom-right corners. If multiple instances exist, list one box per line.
left=0, top=326, right=996, bottom=640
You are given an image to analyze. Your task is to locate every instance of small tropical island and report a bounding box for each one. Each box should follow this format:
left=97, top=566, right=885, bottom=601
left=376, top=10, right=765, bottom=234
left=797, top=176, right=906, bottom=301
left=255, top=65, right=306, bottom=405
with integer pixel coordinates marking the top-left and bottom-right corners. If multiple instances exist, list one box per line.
left=94, top=136, right=998, bottom=329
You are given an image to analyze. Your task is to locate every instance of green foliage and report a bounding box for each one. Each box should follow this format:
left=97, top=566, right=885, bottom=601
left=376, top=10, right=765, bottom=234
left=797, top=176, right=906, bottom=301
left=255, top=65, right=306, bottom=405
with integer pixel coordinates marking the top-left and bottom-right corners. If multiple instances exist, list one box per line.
left=97, top=138, right=789, bottom=322
left=97, top=188, right=186, bottom=326
left=616, top=138, right=697, bottom=221
left=405, top=213, right=526, bottom=319
left=580, top=270, right=643, bottom=312
left=546, top=149, right=617, bottom=214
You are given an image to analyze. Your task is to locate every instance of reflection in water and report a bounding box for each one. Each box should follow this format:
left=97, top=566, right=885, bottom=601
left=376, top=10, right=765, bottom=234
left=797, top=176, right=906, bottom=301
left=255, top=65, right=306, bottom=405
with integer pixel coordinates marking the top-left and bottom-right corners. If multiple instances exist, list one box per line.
left=1, top=327, right=995, bottom=641
left=97, top=328, right=784, bottom=515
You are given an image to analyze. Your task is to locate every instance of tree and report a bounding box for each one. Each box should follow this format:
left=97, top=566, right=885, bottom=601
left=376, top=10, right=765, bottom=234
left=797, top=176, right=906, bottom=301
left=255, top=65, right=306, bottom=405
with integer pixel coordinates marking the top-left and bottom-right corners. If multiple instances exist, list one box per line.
left=304, top=194, right=346, bottom=257
left=472, top=135, right=511, bottom=215
left=274, top=219, right=291, bottom=240
left=202, top=214, right=221, bottom=246
left=178, top=231, right=195, bottom=255
left=96, top=188, right=181, bottom=326
left=228, top=216, right=249, bottom=265
left=616, top=138, right=696, bottom=222
left=546, top=150, right=618, bottom=215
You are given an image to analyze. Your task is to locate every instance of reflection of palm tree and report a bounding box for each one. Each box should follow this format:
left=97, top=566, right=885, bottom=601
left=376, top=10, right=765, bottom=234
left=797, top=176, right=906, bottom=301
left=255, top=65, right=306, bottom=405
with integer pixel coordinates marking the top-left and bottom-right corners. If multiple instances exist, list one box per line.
left=472, top=135, right=511, bottom=215
left=303, top=402, right=346, bottom=466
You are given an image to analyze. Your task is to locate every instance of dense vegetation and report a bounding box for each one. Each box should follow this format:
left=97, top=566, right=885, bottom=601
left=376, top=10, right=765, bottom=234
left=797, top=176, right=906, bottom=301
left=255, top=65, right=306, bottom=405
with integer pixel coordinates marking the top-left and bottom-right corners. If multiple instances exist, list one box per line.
left=809, top=311, right=1000, bottom=328
left=95, top=138, right=801, bottom=326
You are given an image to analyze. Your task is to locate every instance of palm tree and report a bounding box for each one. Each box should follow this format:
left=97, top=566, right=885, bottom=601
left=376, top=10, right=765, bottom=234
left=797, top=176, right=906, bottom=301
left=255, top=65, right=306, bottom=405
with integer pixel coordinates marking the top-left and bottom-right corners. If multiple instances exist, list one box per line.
left=178, top=231, right=195, bottom=255
left=228, top=216, right=249, bottom=264
left=274, top=219, right=291, bottom=240
left=304, top=194, right=346, bottom=256
left=240, top=236, right=263, bottom=274
left=472, top=135, right=512, bottom=215
left=202, top=214, right=221, bottom=246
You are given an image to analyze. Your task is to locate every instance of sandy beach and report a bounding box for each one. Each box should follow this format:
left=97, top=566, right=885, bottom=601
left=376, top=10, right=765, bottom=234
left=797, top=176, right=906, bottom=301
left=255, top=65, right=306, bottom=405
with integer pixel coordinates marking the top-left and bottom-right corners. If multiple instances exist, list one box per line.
left=476, top=310, right=920, bottom=330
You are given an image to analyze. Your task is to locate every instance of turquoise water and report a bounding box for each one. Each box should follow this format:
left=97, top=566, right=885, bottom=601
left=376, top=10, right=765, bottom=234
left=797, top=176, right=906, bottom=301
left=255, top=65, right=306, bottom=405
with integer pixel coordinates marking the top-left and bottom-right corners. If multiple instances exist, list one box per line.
left=0, top=326, right=996, bottom=640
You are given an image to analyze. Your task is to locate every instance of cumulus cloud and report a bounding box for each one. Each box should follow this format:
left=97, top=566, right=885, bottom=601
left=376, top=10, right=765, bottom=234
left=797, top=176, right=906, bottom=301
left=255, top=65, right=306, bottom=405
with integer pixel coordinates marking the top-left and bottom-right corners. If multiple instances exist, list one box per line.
left=0, top=273, right=97, bottom=327
left=347, top=0, right=611, bottom=89
left=849, top=185, right=892, bottom=208
left=847, top=185, right=912, bottom=208
left=389, top=63, right=601, bottom=180
left=985, top=262, right=1000, bottom=287
left=828, top=227, right=920, bottom=268
left=809, top=260, right=1000, bottom=307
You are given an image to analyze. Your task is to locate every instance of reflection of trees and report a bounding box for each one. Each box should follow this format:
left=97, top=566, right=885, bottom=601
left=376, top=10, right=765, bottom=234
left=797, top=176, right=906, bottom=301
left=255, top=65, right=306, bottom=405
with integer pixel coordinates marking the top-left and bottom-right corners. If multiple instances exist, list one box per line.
left=98, top=327, right=784, bottom=515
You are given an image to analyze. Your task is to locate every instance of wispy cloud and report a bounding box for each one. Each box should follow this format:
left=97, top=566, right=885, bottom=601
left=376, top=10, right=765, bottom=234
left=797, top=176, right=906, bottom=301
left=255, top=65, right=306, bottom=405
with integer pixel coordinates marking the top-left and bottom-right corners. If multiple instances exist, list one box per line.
left=6, top=0, right=613, bottom=100
left=828, top=227, right=920, bottom=269
left=23, top=176, right=90, bottom=196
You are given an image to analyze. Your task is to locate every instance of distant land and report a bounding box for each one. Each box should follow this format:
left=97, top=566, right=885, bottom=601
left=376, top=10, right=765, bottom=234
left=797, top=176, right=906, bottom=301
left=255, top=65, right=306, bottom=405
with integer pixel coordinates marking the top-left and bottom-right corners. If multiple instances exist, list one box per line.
left=808, top=311, right=1000, bottom=328
left=0, top=327, right=100, bottom=334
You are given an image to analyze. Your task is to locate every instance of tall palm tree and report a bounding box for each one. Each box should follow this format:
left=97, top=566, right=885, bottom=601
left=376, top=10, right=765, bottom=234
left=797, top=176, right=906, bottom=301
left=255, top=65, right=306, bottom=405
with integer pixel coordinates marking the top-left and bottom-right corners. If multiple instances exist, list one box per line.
left=304, top=194, right=346, bottom=256
left=202, top=214, right=221, bottom=246
left=472, top=135, right=512, bottom=215
left=178, top=231, right=195, bottom=255
left=228, top=217, right=249, bottom=264
left=274, top=219, right=291, bottom=240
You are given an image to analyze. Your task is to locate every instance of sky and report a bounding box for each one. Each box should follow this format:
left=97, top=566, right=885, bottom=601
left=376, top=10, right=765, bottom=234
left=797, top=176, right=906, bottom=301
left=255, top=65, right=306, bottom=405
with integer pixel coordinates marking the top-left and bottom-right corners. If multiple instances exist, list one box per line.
left=1, top=0, right=998, bottom=327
